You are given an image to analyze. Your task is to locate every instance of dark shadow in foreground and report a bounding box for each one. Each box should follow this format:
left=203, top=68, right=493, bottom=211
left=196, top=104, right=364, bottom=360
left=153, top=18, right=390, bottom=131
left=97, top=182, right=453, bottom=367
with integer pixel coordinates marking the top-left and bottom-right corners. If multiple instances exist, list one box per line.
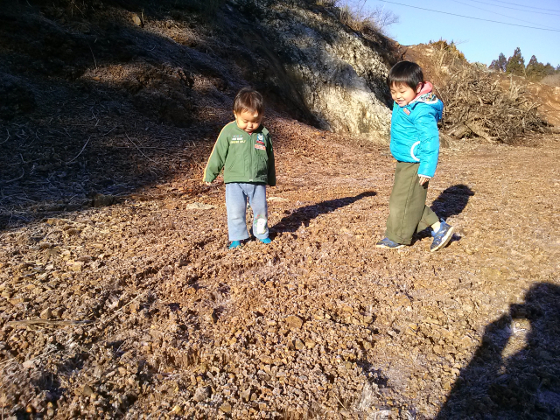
left=271, top=191, right=376, bottom=234
left=436, top=282, right=560, bottom=419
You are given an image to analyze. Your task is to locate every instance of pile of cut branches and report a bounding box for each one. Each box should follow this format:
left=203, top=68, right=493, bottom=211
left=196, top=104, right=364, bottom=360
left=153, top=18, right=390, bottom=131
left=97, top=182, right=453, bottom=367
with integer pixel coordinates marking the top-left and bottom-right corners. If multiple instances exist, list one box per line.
left=437, top=66, right=547, bottom=144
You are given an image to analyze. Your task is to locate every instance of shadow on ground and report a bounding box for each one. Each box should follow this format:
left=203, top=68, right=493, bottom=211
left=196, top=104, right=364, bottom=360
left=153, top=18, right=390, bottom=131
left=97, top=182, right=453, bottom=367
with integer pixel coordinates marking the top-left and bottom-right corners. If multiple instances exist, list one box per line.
left=431, top=184, right=474, bottom=218
left=272, top=191, right=376, bottom=234
left=437, top=282, right=560, bottom=419
left=414, top=184, right=473, bottom=245
left=0, top=1, right=238, bottom=232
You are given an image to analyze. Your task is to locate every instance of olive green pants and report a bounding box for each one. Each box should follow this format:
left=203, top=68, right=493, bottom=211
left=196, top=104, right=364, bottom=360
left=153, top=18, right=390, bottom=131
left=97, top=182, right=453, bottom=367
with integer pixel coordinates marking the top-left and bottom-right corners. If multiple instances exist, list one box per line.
left=385, top=162, right=439, bottom=245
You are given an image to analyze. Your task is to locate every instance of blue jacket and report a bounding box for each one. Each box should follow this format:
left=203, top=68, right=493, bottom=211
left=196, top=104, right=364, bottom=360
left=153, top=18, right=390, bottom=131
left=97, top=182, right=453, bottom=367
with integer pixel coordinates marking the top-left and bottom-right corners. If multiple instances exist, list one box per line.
left=390, top=83, right=443, bottom=178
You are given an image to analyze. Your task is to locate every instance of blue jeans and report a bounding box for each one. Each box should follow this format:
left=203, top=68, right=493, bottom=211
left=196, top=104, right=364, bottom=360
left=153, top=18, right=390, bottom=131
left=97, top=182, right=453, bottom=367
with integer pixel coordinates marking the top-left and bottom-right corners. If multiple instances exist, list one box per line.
left=225, top=183, right=269, bottom=242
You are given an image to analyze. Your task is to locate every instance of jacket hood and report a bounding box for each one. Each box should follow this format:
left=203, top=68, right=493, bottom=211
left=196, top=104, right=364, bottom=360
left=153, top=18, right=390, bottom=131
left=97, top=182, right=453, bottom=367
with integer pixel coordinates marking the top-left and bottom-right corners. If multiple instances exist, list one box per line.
left=410, top=81, right=439, bottom=106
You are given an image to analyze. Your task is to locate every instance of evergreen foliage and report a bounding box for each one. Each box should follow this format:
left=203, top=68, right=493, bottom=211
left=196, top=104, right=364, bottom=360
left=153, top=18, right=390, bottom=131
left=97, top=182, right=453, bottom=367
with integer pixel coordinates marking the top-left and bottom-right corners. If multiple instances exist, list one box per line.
left=526, top=55, right=546, bottom=81
left=490, top=48, right=560, bottom=86
left=506, top=47, right=525, bottom=77
left=489, top=53, right=507, bottom=72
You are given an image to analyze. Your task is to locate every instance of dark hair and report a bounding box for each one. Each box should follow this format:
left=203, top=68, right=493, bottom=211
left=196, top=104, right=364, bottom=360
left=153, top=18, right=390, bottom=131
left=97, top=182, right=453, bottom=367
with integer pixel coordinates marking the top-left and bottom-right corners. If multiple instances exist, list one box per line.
left=387, top=61, right=424, bottom=90
left=233, top=87, right=264, bottom=115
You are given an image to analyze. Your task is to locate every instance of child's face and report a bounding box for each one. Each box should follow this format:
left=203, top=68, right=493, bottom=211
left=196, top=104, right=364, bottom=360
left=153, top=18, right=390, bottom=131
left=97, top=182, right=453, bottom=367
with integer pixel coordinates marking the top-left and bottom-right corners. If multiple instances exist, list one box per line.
left=234, top=109, right=263, bottom=133
left=390, top=82, right=422, bottom=107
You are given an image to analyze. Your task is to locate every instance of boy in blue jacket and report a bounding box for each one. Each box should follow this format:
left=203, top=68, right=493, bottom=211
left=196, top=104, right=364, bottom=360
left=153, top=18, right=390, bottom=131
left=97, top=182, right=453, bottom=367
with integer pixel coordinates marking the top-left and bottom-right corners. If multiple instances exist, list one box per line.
left=376, top=61, right=454, bottom=252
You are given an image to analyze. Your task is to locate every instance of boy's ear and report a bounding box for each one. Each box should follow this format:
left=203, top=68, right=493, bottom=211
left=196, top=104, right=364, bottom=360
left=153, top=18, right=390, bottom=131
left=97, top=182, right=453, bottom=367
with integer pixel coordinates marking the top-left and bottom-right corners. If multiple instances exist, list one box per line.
left=416, top=82, right=423, bottom=94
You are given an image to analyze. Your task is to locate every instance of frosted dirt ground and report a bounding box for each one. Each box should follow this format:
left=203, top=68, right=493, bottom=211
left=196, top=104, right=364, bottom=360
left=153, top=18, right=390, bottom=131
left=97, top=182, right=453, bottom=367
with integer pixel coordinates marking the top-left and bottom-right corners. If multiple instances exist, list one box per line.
left=1, top=119, right=559, bottom=419
left=1, top=1, right=559, bottom=418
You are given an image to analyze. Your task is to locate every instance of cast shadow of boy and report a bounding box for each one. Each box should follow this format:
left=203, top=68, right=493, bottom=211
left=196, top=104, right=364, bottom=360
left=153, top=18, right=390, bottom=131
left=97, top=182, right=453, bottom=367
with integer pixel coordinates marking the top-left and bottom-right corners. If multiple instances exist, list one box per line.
left=414, top=184, right=474, bottom=243
left=271, top=191, right=376, bottom=234
left=430, top=184, right=474, bottom=219
left=436, top=282, right=560, bottom=419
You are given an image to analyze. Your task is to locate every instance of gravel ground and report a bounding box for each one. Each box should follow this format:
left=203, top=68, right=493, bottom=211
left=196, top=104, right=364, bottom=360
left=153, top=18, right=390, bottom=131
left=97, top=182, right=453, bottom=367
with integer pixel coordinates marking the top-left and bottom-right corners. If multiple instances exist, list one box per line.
left=1, top=2, right=559, bottom=418
left=1, top=117, right=559, bottom=419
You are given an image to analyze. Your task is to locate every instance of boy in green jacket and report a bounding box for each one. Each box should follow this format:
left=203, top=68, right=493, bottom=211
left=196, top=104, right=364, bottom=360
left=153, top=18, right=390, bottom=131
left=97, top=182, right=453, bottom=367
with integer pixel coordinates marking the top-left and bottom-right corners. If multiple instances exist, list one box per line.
left=203, top=88, right=276, bottom=249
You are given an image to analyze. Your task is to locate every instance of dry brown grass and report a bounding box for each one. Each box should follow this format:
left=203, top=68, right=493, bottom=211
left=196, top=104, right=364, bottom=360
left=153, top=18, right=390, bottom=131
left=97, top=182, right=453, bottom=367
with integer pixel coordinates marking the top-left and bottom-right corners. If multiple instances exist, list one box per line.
left=331, top=0, right=398, bottom=35
left=541, top=73, right=560, bottom=88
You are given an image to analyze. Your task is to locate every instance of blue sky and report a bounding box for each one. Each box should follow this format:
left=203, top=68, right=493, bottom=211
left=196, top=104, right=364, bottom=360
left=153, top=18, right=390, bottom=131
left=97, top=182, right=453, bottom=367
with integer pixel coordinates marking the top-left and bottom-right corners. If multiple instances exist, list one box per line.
left=369, top=0, right=560, bottom=67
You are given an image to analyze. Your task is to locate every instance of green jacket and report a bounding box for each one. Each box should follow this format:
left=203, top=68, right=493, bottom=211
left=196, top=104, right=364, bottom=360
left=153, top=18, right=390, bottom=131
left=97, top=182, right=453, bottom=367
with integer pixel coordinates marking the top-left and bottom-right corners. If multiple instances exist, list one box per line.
left=203, top=122, right=276, bottom=186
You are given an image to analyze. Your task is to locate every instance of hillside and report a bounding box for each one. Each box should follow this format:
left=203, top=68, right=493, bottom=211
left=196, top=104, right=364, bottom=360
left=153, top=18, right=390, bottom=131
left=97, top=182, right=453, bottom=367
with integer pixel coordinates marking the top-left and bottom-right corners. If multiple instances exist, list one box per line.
left=1, top=0, right=559, bottom=419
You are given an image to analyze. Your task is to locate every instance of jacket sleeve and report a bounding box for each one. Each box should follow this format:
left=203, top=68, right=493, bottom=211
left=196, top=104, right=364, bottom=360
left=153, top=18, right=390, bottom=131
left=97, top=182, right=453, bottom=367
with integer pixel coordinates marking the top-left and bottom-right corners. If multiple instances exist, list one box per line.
left=203, top=128, right=229, bottom=183
left=267, top=134, right=276, bottom=187
left=414, top=105, right=440, bottom=178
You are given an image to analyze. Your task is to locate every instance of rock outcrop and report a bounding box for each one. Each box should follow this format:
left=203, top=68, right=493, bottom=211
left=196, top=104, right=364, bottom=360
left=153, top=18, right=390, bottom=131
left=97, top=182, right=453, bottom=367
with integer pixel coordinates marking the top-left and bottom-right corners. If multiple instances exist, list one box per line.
left=229, top=0, right=392, bottom=138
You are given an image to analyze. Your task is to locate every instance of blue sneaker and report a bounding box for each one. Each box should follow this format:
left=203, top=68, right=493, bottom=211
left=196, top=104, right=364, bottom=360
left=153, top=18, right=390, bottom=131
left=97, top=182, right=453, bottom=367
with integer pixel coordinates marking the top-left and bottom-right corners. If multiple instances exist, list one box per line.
left=259, top=237, right=272, bottom=244
left=228, top=240, right=242, bottom=249
left=430, top=221, right=454, bottom=252
left=375, top=237, right=405, bottom=249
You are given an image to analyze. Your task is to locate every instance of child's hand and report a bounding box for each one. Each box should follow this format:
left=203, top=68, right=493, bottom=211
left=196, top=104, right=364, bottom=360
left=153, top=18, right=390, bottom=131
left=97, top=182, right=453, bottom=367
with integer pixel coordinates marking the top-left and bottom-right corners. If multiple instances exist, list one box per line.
left=419, top=176, right=430, bottom=185
left=203, top=179, right=222, bottom=186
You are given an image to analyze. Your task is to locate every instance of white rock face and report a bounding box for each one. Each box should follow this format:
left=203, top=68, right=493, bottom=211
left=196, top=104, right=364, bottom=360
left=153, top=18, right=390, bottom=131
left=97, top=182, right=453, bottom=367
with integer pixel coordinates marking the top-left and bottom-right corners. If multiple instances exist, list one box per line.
left=232, top=0, right=391, bottom=139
